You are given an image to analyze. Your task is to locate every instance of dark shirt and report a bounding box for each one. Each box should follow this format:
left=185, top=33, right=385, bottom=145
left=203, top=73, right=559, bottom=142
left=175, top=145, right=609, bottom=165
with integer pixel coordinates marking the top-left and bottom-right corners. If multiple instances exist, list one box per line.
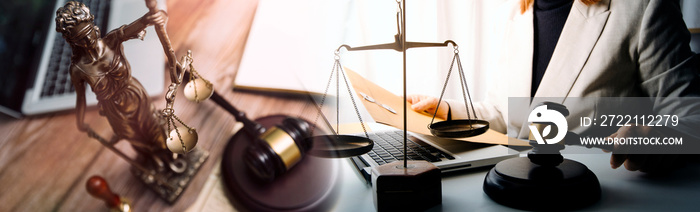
left=532, top=0, right=574, bottom=96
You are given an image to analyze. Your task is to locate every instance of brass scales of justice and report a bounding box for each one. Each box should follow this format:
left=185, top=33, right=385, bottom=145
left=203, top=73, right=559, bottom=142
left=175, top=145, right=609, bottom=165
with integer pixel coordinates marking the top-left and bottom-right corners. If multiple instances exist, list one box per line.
left=322, top=0, right=489, bottom=210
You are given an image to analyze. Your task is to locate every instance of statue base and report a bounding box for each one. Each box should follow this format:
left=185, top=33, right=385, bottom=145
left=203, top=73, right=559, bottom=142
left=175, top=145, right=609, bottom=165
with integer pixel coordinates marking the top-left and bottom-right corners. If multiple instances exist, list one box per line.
left=131, top=148, right=209, bottom=203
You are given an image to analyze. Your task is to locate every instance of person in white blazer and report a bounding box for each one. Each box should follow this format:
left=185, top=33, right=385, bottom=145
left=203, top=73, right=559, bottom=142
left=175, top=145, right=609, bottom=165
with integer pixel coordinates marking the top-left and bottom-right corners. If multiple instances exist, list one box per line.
left=409, top=0, right=700, bottom=172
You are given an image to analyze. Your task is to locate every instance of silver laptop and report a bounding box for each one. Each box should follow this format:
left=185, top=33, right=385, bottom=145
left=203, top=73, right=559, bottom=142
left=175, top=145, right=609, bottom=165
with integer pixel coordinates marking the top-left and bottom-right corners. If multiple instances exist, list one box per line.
left=304, top=88, right=517, bottom=184
left=0, top=0, right=165, bottom=117
left=349, top=122, right=518, bottom=183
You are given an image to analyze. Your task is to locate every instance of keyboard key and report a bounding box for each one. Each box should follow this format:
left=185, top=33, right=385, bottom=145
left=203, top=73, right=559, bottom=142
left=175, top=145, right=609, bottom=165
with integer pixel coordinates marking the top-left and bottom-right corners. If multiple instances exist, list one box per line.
left=362, top=130, right=454, bottom=165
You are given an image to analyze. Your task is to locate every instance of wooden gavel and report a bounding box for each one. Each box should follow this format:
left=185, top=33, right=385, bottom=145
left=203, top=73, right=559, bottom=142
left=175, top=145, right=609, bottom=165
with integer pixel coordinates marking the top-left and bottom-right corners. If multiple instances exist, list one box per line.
left=86, top=176, right=131, bottom=212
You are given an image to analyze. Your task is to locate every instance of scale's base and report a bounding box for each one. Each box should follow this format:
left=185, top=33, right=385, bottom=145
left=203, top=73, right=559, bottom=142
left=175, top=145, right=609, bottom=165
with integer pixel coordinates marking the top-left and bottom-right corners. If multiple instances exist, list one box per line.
left=221, top=115, right=338, bottom=211
left=132, top=148, right=209, bottom=204
left=483, top=157, right=600, bottom=211
left=372, top=161, right=442, bottom=212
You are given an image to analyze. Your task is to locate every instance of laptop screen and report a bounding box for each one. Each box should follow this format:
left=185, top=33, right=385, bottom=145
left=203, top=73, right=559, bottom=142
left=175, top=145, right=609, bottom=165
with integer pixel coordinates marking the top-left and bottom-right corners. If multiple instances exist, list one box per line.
left=0, top=0, right=57, bottom=114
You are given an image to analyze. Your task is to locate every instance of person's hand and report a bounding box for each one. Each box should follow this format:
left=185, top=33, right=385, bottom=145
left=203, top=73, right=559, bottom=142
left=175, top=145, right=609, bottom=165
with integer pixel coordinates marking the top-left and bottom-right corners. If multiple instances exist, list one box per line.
left=141, top=10, right=168, bottom=26
left=609, top=125, right=686, bottom=172
left=407, top=94, right=449, bottom=120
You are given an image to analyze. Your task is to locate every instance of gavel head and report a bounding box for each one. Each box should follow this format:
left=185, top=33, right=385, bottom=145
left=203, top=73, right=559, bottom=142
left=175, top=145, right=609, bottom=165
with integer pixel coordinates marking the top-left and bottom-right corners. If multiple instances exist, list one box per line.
left=244, top=117, right=313, bottom=182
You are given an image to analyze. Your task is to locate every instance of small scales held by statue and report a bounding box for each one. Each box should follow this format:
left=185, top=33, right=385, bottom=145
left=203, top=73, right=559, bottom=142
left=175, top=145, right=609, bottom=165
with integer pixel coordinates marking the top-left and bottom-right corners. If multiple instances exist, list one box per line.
left=56, top=0, right=213, bottom=203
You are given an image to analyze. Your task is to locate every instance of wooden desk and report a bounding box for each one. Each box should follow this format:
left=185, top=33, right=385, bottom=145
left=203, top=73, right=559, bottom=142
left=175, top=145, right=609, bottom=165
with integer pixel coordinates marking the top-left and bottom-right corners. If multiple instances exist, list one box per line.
left=0, top=0, right=322, bottom=211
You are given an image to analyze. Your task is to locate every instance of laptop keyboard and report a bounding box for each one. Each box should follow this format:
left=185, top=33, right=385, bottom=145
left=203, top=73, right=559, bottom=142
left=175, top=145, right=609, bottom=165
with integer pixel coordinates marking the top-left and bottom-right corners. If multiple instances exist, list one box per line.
left=41, top=0, right=111, bottom=98
left=366, top=130, right=455, bottom=165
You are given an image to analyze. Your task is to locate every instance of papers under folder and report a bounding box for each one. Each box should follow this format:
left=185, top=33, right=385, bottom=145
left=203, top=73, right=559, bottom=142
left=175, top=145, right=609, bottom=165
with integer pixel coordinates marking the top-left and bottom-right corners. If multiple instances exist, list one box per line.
left=344, top=68, right=529, bottom=146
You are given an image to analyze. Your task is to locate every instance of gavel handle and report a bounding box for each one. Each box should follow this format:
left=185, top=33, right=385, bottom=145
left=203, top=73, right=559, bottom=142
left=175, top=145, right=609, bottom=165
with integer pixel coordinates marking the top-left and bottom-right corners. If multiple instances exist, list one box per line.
left=209, top=90, right=266, bottom=136
left=178, top=70, right=265, bottom=135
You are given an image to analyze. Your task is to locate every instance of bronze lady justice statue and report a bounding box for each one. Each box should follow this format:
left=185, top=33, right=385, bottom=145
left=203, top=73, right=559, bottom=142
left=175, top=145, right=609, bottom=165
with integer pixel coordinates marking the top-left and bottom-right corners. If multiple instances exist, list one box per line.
left=55, top=2, right=187, bottom=177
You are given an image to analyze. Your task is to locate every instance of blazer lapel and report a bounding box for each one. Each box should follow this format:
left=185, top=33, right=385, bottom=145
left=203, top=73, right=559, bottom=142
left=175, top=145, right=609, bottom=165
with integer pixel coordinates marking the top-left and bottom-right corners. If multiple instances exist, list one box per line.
left=503, top=1, right=536, bottom=138
left=517, top=0, right=611, bottom=139
left=534, top=0, right=611, bottom=98
left=505, top=3, right=535, bottom=99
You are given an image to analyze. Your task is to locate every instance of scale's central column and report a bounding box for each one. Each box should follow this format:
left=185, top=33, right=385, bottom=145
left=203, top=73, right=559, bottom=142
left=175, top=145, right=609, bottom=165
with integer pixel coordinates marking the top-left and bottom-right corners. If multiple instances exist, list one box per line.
left=401, top=0, right=408, bottom=168
left=371, top=1, right=442, bottom=212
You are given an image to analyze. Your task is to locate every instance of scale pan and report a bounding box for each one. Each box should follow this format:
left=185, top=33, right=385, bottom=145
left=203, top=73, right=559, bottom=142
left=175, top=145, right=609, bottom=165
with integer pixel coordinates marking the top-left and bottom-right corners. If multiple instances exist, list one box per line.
left=307, top=135, right=374, bottom=158
left=429, top=119, right=489, bottom=138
